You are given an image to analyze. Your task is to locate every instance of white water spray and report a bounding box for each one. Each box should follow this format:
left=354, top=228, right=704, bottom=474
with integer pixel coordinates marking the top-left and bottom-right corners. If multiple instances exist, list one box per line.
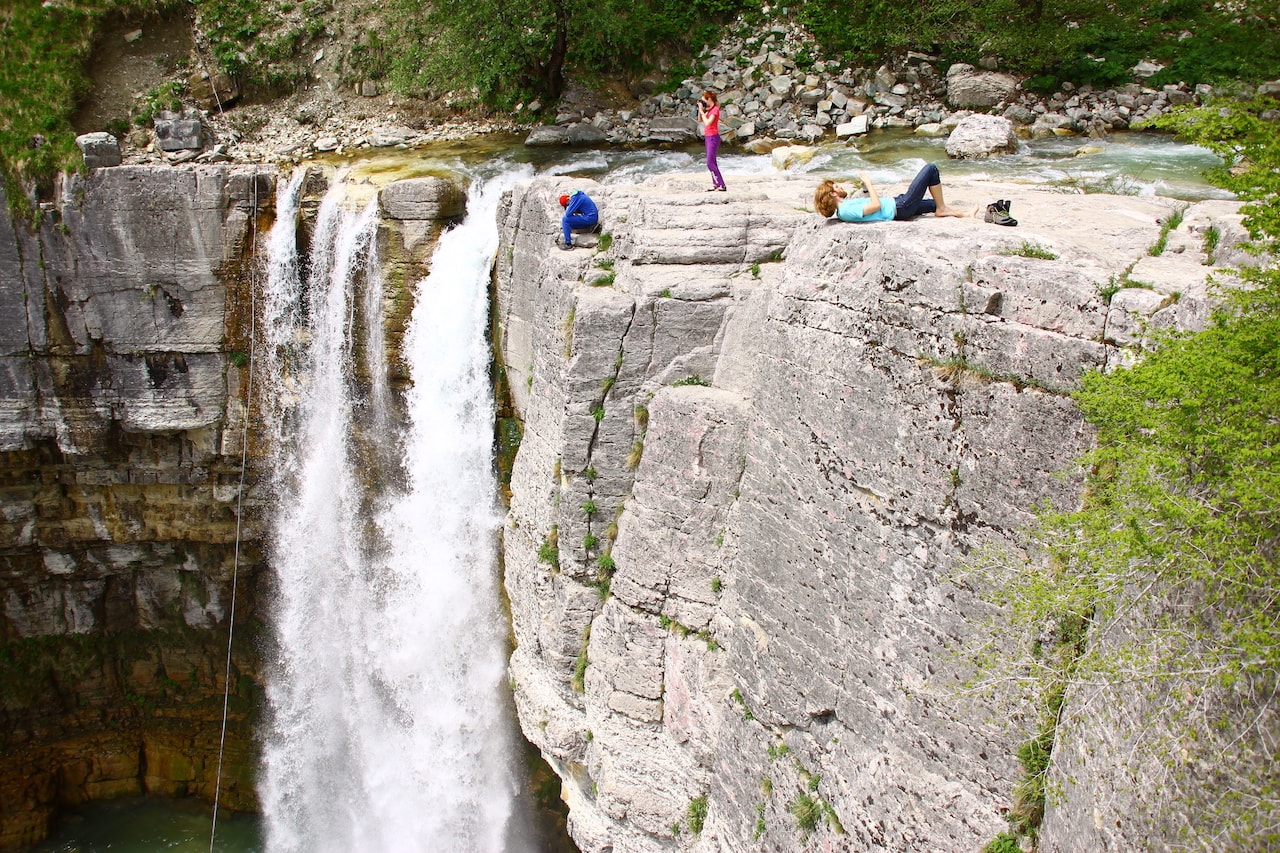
left=258, top=167, right=532, bottom=852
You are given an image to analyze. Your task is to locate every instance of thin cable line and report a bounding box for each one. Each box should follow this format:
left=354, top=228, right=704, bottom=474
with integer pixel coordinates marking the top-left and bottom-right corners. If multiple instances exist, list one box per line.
left=210, top=169, right=259, bottom=853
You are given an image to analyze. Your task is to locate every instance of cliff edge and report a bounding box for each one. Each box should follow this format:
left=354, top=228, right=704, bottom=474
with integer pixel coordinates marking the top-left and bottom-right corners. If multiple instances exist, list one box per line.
left=494, top=172, right=1248, bottom=851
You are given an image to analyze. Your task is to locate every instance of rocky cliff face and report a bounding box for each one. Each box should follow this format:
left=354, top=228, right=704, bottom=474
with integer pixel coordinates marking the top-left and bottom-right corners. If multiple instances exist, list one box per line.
left=0, top=164, right=456, bottom=848
left=493, top=173, right=1247, bottom=851
left=0, top=165, right=273, bottom=847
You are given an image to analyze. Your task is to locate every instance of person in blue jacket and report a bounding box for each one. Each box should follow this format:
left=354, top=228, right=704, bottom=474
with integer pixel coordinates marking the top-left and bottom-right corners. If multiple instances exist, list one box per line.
left=558, top=190, right=599, bottom=250
left=814, top=165, right=967, bottom=222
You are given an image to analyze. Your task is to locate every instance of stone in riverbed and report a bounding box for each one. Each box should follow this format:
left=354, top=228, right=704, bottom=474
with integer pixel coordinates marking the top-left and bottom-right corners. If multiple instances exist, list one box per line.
left=380, top=177, right=466, bottom=221
left=946, top=114, right=1018, bottom=158
left=524, top=123, right=609, bottom=147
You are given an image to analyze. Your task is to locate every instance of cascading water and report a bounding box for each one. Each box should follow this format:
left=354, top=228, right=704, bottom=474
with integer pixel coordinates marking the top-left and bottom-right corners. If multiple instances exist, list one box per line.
left=257, top=165, right=533, bottom=853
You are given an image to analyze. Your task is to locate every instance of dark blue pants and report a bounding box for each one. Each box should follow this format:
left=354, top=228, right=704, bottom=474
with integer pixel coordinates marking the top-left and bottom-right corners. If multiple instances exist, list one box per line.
left=893, top=163, right=940, bottom=220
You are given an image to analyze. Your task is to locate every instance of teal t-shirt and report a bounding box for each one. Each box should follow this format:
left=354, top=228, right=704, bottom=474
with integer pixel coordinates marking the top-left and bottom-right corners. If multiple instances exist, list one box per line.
left=836, top=196, right=896, bottom=222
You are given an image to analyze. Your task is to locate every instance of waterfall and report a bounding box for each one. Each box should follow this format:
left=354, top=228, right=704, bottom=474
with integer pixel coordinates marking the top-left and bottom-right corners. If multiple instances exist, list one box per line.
left=257, top=166, right=532, bottom=853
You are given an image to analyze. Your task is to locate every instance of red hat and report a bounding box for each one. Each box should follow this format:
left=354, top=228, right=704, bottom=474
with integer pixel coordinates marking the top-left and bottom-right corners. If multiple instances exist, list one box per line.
left=559, top=194, right=570, bottom=207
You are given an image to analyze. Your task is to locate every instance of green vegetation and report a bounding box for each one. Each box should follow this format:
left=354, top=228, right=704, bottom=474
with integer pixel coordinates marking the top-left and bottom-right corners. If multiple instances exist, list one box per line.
left=973, top=97, right=1280, bottom=850
left=0, top=0, right=322, bottom=211
left=1002, top=240, right=1058, bottom=260
left=685, top=795, right=708, bottom=834
left=537, top=525, right=560, bottom=568
left=384, top=0, right=752, bottom=107
left=0, top=0, right=148, bottom=212
left=592, top=553, right=615, bottom=599
left=1148, top=205, right=1186, bottom=256
left=788, top=792, right=820, bottom=837
left=1202, top=225, right=1221, bottom=265
left=626, top=403, right=649, bottom=470
left=572, top=624, right=591, bottom=692
left=799, top=0, right=1279, bottom=92
left=671, top=374, right=709, bottom=387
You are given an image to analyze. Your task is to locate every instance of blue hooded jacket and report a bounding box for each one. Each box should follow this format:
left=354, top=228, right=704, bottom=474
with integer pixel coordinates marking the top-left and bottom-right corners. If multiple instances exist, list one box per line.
left=562, top=190, right=599, bottom=243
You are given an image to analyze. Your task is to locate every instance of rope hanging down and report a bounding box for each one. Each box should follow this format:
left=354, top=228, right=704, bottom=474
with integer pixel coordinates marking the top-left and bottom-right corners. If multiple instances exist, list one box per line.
left=209, top=170, right=259, bottom=853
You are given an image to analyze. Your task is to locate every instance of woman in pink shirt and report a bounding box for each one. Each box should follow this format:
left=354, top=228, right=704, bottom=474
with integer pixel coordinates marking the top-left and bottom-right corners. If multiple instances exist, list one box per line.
left=698, top=91, right=727, bottom=192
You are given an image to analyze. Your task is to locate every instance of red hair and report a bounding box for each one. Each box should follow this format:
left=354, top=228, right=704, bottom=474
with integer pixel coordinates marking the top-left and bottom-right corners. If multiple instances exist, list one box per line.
left=702, top=91, right=719, bottom=106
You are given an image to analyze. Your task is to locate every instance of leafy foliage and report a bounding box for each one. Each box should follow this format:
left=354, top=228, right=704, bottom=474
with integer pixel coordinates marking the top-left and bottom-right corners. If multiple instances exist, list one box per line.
left=1146, top=99, right=1280, bottom=252
left=971, top=96, right=1280, bottom=848
left=798, top=0, right=1279, bottom=90
left=0, top=0, right=308, bottom=212
left=382, top=0, right=751, bottom=105
left=0, top=0, right=149, bottom=211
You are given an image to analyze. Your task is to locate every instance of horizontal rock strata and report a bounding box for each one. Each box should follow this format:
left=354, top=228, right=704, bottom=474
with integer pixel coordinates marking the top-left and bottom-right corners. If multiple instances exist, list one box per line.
left=494, top=172, right=1246, bottom=851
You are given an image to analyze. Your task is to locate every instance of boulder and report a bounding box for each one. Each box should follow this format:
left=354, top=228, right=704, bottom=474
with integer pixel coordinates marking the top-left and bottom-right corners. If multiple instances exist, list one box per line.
left=945, top=63, right=1021, bottom=109
left=836, top=115, right=869, bottom=137
left=187, top=71, right=240, bottom=110
left=75, top=133, right=122, bottom=169
left=153, top=110, right=204, bottom=152
left=1003, top=104, right=1037, bottom=126
left=370, top=126, right=416, bottom=147
left=770, top=145, right=815, bottom=170
left=380, top=177, right=466, bottom=221
left=1132, top=60, right=1165, bottom=79
left=646, top=117, right=699, bottom=144
left=1029, top=113, right=1076, bottom=138
left=524, top=123, right=609, bottom=147
left=946, top=114, right=1018, bottom=158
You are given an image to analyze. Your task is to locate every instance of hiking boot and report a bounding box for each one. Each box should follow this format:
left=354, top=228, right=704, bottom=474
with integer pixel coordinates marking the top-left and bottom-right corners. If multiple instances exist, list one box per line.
left=985, top=200, right=1017, bottom=226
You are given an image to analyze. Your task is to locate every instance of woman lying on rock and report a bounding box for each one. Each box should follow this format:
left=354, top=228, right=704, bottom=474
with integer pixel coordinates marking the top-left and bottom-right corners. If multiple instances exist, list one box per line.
left=814, top=164, right=968, bottom=222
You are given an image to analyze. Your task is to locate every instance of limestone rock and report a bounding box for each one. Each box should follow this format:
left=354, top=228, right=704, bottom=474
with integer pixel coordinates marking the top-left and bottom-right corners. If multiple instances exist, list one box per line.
left=187, top=70, right=240, bottom=110
left=946, top=113, right=1018, bottom=158
left=75, top=132, right=122, bottom=169
left=769, top=145, right=815, bottom=170
left=646, top=117, right=699, bottom=144
left=380, top=177, right=466, bottom=221
left=153, top=110, right=204, bottom=152
left=524, top=123, right=609, bottom=147
left=945, top=62, right=1021, bottom=108
left=495, top=173, right=1245, bottom=853
left=836, top=114, right=869, bottom=136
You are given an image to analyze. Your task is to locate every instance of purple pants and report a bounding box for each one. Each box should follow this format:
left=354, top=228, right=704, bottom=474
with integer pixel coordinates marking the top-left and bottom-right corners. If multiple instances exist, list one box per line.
left=705, top=133, right=725, bottom=189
